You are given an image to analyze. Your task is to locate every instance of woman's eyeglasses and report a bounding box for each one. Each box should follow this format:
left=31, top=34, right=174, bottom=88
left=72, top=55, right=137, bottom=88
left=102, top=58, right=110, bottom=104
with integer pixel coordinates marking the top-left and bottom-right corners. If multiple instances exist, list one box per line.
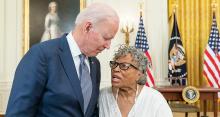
left=109, top=61, right=138, bottom=70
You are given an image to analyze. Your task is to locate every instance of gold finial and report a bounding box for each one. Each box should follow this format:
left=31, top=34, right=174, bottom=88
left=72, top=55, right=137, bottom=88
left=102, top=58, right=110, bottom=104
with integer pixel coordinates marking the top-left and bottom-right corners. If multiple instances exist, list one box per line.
left=211, top=1, right=218, bottom=12
left=172, top=0, right=178, bottom=13
left=140, top=11, right=142, bottom=17
left=139, top=1, right=144, bottom=16
left=173, top=4, right=178, bottom=13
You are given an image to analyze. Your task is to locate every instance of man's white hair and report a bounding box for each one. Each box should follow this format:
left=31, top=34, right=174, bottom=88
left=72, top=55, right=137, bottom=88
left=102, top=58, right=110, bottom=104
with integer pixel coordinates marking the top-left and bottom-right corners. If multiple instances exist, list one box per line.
left=75, top=3, right=119, bottom=25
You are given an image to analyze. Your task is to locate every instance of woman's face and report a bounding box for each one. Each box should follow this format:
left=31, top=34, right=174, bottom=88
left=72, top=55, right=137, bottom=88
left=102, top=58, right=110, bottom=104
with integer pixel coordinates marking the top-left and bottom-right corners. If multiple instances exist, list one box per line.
left=111, top=54, right=141, bottom=88
left=49, top=2, right=57, bottom=13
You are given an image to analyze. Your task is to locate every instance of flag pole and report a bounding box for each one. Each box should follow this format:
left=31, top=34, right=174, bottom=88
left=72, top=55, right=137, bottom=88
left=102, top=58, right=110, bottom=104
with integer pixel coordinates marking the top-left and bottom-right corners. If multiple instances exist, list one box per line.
left=211, top=2, right=219, bottom=55
left=173, top=3, right=178, bottom=51
left=139, top=1, right=143, bottom=46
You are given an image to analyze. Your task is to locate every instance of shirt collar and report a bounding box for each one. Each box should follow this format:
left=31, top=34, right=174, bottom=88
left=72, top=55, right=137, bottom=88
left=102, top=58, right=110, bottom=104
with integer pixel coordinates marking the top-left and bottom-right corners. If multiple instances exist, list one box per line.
left=66, top=32, right=82, bottom=58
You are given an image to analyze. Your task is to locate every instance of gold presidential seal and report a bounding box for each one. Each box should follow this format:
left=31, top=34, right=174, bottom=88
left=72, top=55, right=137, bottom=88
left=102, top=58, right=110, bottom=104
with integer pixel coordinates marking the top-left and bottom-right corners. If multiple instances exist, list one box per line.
left=182, top=86, right=200, bottom=103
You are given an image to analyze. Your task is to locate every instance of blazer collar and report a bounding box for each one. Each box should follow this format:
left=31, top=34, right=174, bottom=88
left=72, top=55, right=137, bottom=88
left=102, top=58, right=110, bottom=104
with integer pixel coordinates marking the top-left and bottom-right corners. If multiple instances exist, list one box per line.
left=58, top=34, right=84, bottom=111
left=59, top=34, right=99, bottom=115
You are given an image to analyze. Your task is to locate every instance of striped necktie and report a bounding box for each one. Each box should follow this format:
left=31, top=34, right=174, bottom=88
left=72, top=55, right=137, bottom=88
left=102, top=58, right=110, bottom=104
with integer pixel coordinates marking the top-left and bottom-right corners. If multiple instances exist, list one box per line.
left=79, top=54, right=92, bottom=113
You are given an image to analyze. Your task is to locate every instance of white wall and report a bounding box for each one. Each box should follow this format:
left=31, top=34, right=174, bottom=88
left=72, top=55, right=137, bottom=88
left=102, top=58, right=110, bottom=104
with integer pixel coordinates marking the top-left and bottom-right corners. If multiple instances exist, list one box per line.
left=0, top=0, right=169, bottom=114
left=0, top=0, right=23, bottom=114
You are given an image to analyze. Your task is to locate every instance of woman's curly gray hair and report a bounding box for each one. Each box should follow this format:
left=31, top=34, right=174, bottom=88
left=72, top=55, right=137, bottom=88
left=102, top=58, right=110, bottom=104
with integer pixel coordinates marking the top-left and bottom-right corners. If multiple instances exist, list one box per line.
left=113, top=45, right=148, bottom=85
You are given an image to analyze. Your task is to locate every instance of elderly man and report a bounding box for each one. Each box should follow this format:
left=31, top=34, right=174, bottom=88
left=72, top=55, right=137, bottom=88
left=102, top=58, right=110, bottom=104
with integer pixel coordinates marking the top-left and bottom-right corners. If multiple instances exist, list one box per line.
left=6, top=3, right=119, bottom=117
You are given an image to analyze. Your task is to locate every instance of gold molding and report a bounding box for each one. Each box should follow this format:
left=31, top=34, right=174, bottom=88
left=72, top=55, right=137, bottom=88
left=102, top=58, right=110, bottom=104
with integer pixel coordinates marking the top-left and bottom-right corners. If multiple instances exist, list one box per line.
left=23, top=0, right=86, bottom=55
left=80, top=0, right=86, bottom=11
left=23, top=0, right=29, bottom=55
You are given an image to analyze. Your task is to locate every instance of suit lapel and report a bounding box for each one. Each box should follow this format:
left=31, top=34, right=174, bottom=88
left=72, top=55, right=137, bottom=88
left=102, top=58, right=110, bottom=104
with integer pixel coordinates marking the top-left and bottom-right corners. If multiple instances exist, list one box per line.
left=58, top=36, right=84, bottom=111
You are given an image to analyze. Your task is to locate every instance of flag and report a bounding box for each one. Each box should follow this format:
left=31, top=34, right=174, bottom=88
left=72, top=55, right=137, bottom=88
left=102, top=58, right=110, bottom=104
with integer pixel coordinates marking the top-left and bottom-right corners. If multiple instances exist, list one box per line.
left=168, top=13, right=187, bottom=86
left=135, top=14, right=155, bottom=87
left=203, top=13, right=220, bottom=97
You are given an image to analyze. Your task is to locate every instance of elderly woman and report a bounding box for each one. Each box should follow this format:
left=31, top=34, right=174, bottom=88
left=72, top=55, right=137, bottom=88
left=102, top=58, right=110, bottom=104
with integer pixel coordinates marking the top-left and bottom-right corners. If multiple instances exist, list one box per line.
left=99, top=45, right=173, bottom=117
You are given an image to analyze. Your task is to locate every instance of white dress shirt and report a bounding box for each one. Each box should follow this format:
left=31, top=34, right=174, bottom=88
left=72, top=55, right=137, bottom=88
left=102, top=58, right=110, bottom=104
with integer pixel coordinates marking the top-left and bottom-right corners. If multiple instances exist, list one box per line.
left=66, top=32, right=90, bottom=78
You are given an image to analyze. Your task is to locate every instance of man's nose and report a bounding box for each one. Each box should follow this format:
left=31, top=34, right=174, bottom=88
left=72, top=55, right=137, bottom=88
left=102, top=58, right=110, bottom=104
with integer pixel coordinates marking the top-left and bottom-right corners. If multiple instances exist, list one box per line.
left=104, top=40, right=111, bottom=49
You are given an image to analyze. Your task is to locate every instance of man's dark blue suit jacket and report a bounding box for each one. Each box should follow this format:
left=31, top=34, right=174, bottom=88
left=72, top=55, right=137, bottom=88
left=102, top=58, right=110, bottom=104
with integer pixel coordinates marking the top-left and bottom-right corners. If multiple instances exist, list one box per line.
left=6, top=35, right=100, bottom=117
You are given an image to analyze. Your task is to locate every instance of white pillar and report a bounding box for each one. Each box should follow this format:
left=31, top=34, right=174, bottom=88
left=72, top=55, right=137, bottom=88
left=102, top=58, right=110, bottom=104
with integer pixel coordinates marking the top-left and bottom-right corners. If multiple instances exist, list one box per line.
left=0, top=0, right=23, bottom=113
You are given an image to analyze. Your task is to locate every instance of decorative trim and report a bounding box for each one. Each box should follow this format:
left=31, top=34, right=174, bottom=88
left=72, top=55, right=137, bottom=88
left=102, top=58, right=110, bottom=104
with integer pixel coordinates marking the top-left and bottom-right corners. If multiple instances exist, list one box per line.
left=23, top=0, right=29, bottom=54
left=80, top=0, right=86, bottom=10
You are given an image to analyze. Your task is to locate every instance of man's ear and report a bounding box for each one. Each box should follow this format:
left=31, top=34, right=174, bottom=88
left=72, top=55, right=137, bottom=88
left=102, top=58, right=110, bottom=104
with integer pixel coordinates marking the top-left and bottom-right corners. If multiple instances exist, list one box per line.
left=84, top=21, right=92, bottom=33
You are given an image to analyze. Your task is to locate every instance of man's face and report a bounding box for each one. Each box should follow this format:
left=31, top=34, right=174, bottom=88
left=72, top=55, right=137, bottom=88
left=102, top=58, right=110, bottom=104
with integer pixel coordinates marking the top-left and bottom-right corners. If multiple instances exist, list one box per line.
left=84, top=19, right=119, bottom=56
